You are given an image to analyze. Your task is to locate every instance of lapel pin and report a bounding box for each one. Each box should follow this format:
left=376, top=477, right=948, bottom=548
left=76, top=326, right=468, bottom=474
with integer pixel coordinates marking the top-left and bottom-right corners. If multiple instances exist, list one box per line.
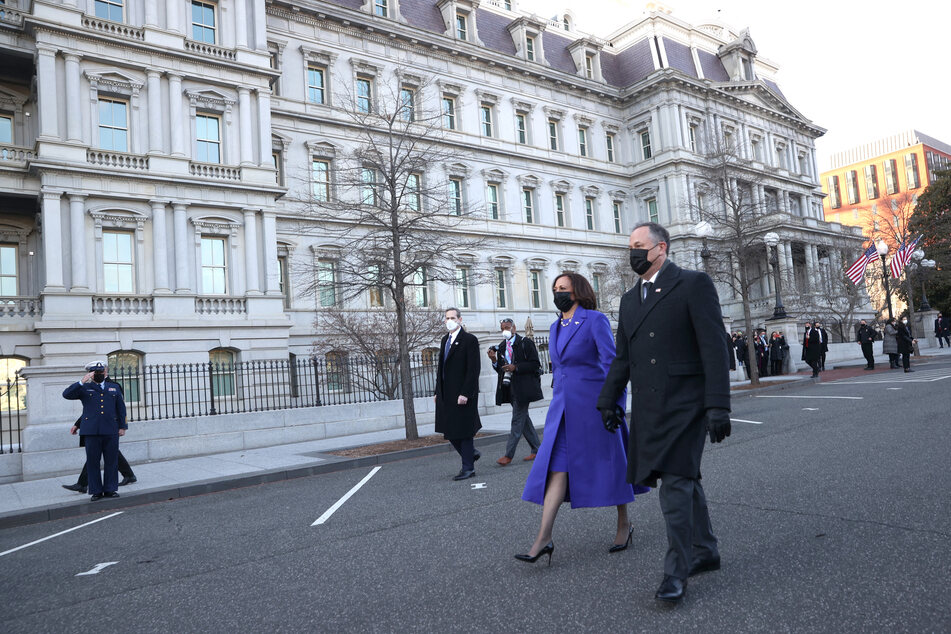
left=655, top=288, right=662, bottom=292
left=574, top=321, right=579, bottom=325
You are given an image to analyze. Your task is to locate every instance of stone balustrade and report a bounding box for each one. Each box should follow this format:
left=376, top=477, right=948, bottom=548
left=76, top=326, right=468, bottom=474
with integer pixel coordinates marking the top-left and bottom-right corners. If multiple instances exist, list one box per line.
left=92, top=295, right=155, bottom=315
left=189, top=162, right=240, bottom=180
left=81, top=15, right=145, bottom=41
left=0, top=6, right=24, bottom=28
left=184, top=39, right=238, bottom=61
left=0, top=297, right=41, bottom=318
left=87, top=149, right=150, bottom=170
left=0, top=145, right=34, bottom=163
left=195, top=297, right=247, bottom=315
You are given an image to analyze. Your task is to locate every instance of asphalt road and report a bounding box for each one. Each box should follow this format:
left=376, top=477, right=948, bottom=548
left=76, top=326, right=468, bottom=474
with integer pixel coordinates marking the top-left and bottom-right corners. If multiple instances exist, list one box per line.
left=2, top=359, right=950, bottom=633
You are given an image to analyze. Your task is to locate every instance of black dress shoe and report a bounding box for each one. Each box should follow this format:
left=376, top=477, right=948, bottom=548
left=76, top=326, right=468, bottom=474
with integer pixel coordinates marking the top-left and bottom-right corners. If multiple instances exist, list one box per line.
left=118, top=476, right=137, bottom=486
left=90, top=493, right=104, bottom=501
left=473, top=450, right=481, bottom=462
left=453, top=469, right=476, bottom=481
left=655, top=575, right=687, bottom=604
left=689, top=556, right=721, bottom=576
left=62, top=483, right=87, bottom=494
left=103, top=491, right=120, bottom=498
left=904, top=369, right=915, bottom=373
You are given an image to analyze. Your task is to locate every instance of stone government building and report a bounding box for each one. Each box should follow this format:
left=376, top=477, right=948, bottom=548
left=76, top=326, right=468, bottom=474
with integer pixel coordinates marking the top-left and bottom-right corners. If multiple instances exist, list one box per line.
left=0, top=0, right=870, bottom=472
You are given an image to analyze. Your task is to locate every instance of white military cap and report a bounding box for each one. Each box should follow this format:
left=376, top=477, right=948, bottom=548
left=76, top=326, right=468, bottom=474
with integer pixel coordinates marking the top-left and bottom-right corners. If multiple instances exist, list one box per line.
left=84, top=360, right=107, bottom=371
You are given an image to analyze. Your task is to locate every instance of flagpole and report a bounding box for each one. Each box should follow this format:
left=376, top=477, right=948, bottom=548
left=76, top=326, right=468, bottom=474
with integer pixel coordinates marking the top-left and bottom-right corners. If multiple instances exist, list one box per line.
left=875, top=240, right=894, bottom=320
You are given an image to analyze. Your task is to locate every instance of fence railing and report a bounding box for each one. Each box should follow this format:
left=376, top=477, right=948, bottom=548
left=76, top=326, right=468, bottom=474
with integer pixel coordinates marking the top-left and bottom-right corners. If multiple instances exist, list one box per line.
left=532, top=335, right=552, bottom=374
left=0, top=374, right=24, bottom=453
left=109, top=354, right=440, bottom=422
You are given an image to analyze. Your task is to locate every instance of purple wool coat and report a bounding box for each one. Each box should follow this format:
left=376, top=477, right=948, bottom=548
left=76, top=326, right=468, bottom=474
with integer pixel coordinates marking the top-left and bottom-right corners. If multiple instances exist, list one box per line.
left=522, top=306, right=642, bottom=509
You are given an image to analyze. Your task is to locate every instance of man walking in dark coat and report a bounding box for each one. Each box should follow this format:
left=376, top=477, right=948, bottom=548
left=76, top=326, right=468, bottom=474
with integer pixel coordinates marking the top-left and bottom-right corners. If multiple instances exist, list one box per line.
left=435, top=308, right=482, bottom=480
left=857, top=320, right=876, bottom=370
left=935, top=312, right=950, bottom=348
left=803, top=322, right=822, bottom=378
left=815, top=321, right=830, bottom=371
left=62, top=361, right=128, bottom=501
left=487, top=319, right=543, bottom=465
left=598, top=222, right=731, bottom=604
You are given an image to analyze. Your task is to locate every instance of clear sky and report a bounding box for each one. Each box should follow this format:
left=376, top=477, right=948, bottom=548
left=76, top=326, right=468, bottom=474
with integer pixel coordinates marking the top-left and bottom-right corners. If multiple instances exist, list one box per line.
left=518, top=0, right=951, bottom=170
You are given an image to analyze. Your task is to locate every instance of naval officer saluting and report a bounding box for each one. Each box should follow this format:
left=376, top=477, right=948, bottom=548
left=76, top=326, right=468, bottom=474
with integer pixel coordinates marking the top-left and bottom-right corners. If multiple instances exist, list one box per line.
left=62, top=361, right=128, bottom=501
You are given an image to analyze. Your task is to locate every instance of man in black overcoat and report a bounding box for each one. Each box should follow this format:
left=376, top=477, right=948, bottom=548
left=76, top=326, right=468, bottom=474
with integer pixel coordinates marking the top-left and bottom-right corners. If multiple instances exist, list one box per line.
left=435, top=308, right=482, bottom=480
left=935, top=312, right=950, bottom=348
left=815, top=321, right=829, bottom=371
left=597, top=222, right=731, bottom=604
left=856, top=320, right=876, bottom=370
left=487, top=319, right=543, bottom=465
left=803, top=322, right=822, bottom=377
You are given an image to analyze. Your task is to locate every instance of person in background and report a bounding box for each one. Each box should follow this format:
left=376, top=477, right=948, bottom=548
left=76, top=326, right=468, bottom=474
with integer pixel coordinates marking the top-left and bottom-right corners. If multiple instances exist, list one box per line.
left=815, top=321, right=830, bottom=371
left=62, top=412, right=137, bottom=494
left=856, top=319, right=876, bottom=370
left=768, top=331, right=788, bottom=376
left=803, top=322, right=821, bottom=378
left=488, top=318, right=543, bottom=466
left=434, top=308, right=482, bottom=481
left=896, top=317, right=917, bottom=373
left=935, top=312, right=950, bottom=348
left=883, top=318, right=900, bottom=369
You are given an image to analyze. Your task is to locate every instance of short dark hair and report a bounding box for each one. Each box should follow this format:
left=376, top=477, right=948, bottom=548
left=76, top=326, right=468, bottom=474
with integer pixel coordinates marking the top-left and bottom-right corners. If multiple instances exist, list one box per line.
left=633, top=221, right=670, bottom=247
left=552, top=271, right=598, bottom=310
left=445, top=307, right=461, bottom=319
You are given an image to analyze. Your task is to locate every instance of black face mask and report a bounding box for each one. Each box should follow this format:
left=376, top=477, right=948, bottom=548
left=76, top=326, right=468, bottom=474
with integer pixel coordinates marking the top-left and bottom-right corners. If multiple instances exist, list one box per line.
left=553, top=292, right=574, bottom=312
left=93, top=372, right=105, bottom=383
left=629, top=245, right=658, bottom=275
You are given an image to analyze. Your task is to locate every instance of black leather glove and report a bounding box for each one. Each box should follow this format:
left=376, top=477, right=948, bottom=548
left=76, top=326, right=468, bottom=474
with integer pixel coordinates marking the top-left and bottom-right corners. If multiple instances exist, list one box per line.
left=705, top=408, right=731, bottom=443
left=599, top=406, right=625, bottom=433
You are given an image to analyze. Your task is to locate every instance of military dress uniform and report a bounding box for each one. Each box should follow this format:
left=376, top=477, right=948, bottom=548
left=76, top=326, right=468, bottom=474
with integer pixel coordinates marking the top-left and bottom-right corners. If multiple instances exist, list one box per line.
left=62, top=362, right=128, bottom=499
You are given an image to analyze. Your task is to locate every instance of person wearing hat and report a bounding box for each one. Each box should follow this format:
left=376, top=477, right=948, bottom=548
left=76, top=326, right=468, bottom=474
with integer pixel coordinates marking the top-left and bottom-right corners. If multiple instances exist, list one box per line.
left=61, top=407, right=137, bottom=494
left=62, top=361, right=128, bottom=501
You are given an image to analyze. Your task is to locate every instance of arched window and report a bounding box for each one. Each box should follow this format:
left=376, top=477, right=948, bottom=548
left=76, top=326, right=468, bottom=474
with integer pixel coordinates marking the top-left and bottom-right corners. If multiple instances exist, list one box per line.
left=209, top=348, right=236, bottom=397
left=325, top=350, right=349, bottom=392
left=107, top=350, right=143, bottom=403
left=421, top=347, right=439, bottom=367
left=0, top=357, right=27, bottom=411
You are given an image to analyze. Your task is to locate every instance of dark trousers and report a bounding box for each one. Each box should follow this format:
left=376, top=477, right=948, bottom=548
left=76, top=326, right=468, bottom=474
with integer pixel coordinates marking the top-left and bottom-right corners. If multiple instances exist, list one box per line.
left=938, top=334, right=950, bottom=348
left=84, top=434, right=119, bottom=495
left=769, top=359, right=783, bottom=376
left=449, top=437, right=475, bottom=471
left=901, top=352, right=911, bottom=370
left=806, top=359, right=820, bottom=376
left=820, top=351, right=827, bottom=371
left=77, top=450, right=134, bottom=488
left=861, top=343, right=875, bottom=368
left=888, top=353, right=900, bottom=368
left=505, top=396, right=540, bottom=458
left=658, top=474, right=719, bottom=580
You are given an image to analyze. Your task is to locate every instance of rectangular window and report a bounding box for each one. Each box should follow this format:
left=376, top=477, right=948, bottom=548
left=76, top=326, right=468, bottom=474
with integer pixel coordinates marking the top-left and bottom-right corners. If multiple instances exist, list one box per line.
left=0, top=114, right=11, bottom=144
left=605, top=133, right=616, bottom=162
left=555, top=194, right=566, bottom=227
left=522, top=188, right=534, bottom=224
left=307, top=66, right=325, bottom=104
left=0, top=244, right=17, bottom=296
left=647, top=198, right=658, bottom=223
left=798, top=153, right=809, bottom=176
left=277, top=255, right=290, bottom=308
left=407, top=173, right=421, bottom=212
left=455, top=267, right=470, bottom=308
left=442, top=96, right=456, bottom=130
left=356, top=77, right=372, bottom=114
left=456, top=13, right=468, bottom=40
left=368, top=264, right=383, bottom=307
left=200, top=236, right=227, bottom=294
left=515, top=113, right=527, bottom=145
left=613, top=202, right=622, bottom=234
left=449, top=177, right=463, bottom=215
left=374, top=0, right=388, bottom=17
left=317, top=261, right=337, bottom=307
left=640, top=130, right=652, bottom=160
left=414, top=267, right=429, bottom=307
left=689, top=124, right=698, bottom=153
left=399, top=87, right=415, bottom=122
left=585, top=197, right=595, bottom=230
left=578, top=127, right=588, bottom=157
left=480, top=105, right=493, bottom=137
left=530, top=271, right=541, bottom=309
left=95, top=0, right=123, bottom=22
left=585, top=55, right=594, bottom=79
left=775, top=145, right=786, bottom=169
left=526, top=36, right=536, bottom=61
left=592, top=273, right=602, bottom=307
left=103, top=231, right=135, bottom=293
left=191, top=1, right=216, bottom=44
left=486, top=183, right=500, bottom=220
left=195, top=113, right=221, bottom=163
left=361, top=168, right=376, bottom=206
left=884, top=159, right=899, bottom=194
left=846, top=170, right=860, bottom=205
left=98, top=98, right=128, bottom=152
left=272, top=151, right=283, bottom=185
left=751, top=137, right=761, bottom=161
left=548, top=119, right=559, bottom=151
left=828, top=175, right=841, bottom=208
left=312, top=160, right=330, bottom=202
left=905, top=153, right=920, bottom=189
left=495, top=269, right=507, bottom=308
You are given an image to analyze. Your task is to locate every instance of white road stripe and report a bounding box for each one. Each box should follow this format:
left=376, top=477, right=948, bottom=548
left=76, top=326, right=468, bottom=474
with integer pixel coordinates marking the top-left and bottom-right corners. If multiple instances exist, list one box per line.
left=755, top=395, right=863, bottom=400
left=730, top=418, right=764, bottom=425
left=312, top=466, right=381, bottom=526
left=0, top=512, right=124, bottom=558
left=76, top=561, right=118, bottom=576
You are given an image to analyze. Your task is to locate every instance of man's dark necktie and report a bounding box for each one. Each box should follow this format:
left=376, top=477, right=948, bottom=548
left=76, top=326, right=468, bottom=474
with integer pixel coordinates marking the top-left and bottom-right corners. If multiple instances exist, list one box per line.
left=641, top=281, right=652, bottom=303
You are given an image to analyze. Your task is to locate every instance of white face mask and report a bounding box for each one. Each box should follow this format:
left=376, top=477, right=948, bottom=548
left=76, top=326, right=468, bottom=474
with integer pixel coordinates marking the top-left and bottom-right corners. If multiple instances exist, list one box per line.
left=501, top=330, right=513, bottom=340
left=445, top=319, right=460, bottom=332
left=902, top=319, right=908, bottom=324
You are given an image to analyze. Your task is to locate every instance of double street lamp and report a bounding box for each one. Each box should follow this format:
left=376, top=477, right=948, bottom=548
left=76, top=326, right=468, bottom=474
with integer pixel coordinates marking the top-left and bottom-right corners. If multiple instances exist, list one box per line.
left=875, top=239, right=894, bottom=320
left=912, top=248, right=936, bottom=312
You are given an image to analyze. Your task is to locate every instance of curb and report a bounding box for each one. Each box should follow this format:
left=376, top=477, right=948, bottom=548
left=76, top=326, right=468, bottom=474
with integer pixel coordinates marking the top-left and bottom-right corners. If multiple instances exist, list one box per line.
left=730, top=376, right=814, bottom=397
left=0, top=432, right=510, bottom=530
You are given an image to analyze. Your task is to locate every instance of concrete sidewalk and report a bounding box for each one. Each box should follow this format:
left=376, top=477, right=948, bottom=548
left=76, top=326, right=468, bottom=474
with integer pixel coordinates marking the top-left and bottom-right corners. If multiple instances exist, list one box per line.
left=3, top=345, right=947, bottom=529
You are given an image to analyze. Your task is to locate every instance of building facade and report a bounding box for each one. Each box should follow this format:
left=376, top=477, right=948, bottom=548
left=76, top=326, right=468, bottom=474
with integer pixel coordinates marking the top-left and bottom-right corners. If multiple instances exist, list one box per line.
left=1, top=0, right=869, bottom=384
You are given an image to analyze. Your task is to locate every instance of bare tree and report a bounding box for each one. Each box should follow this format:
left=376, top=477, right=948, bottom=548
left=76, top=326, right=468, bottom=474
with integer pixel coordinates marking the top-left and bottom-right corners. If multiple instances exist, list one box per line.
left=686, top=134, right=779, bottom=385
left=784, top=264, right=867, bottom=342
left=859, top=190, right=919, bottom=321
left=294, top=69, right=488, bottom=439
left=597, top=255, right=637, bottom=321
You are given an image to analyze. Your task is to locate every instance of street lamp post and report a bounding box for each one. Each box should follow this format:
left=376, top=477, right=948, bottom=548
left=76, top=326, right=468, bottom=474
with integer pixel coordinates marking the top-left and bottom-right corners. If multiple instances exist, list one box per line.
left=915, top=250, right=935, bottom=312
left=764, top=232, right=786, bottom=319
left=875, top=239, right=894, bottom=320
left=696, top=220, right=713, bottom=275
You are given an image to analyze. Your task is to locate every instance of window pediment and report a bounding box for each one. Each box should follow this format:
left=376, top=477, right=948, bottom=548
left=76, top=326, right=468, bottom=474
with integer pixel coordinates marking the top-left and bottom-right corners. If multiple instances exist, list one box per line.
left=85, top=70, right=144, bottom=96
left=482, top=168, right=507, bottom=183
left=517, top=174, right=540, bottom=188
left=490, top=254, right=515, bottom=268
left=550, top=179, right=572, bottom=194
left=510, top=98, right=535, bottom=113
left=446, top=162, right=471, bottom=178
left=185, top=89, right=236, bottom=111
left=300, top=46, right=337, bottom=66
left=557, top=259, right=580, bottom=272
left=525, top=256, right=550, bottom=270
left=307, top=140, right=338, bottom=159
left=190, top=216, right=241, bottom=238
left=635, top=185, right=659, bottom=200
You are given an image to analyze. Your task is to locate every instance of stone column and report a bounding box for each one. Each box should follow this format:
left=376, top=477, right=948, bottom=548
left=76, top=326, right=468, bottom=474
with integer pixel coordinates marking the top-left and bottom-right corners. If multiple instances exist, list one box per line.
left=253, top=0, right=268, bottom=51
left=151, top=200, right=170, bottom=293
left=261, top=212, right=279, bottom=294
left=238, top=88, right=254, bottom=165
left=41, top=191, right=65, bottom=291
left=168, top=74, right=186, bottom=157
left=147, top=70, right=163, bottom=154
left=64, top=54, right=82, bottom=143
left=68, top=194, right=88, bottom=290
left=243, top=209, right=260, bottom=293
left=145, top=0, right=159, bottom=27
left=37, top=47, right=59, bottom=140
left=256, top=89, right=272, bottom=166
left=234, top=0, right=249, bottom=48
left=166, top=0, right=181, bottom=34
left=173, top=203, right=191, bottom=292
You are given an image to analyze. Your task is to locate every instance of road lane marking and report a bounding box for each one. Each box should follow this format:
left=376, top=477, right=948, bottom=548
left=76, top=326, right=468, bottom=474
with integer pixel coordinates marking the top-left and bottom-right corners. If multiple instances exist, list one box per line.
left=730, top=418, right=763, bottom=425
left=471, top=482, right=487, bottom=489
left=802, top=408, right=819, bottom=411
left=77, top=562, right=118, bottom=576
left=0, top=512, right=124, bottom=558
left=311, top=466, right=381, bottom=526
left=887, top=387, right=902, bottom=390
left=755, top=395, right=863, bottom=400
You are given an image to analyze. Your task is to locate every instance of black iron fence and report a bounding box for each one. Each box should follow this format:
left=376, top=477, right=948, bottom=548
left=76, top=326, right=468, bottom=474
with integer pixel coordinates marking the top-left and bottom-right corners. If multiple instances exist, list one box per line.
left=532, top=335, right=552, bottom=374
left=0, top=374, right=24, bottom=453
left=110, top=353, right=439, bottom=423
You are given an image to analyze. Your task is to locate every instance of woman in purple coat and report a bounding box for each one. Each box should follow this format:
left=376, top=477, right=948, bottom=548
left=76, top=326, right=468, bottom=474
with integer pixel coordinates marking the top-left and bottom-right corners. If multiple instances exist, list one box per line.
left=516, top=272, right=646, bottom=565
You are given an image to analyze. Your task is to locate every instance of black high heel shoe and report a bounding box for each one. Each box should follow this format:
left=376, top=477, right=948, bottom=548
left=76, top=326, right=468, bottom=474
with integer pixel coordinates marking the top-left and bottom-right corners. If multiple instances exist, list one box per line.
left=515, top=542, right=554, bottom=566
left=609, top=524, right=634, bottom=553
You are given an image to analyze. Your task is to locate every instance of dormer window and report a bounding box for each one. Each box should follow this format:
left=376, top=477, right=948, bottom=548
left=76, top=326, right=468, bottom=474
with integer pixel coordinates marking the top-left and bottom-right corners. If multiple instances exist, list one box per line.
left=375, top=0, right=388, bottom=17
left=563, top=17, right=570, bottom=31
left=742, top=57, right=754, bottom=80
left=585, top=55, right=594, bottom=79
left=438, top=0, right=483, bottom=45
left=362, top=0, right=404, bottom=20
left=568, top=38, right=603, bottom=81
left=526, top=36, right=536, bottom=62
left=507, top=16, right=548, bottom=64
left=456, top=13, right=468, bottom=40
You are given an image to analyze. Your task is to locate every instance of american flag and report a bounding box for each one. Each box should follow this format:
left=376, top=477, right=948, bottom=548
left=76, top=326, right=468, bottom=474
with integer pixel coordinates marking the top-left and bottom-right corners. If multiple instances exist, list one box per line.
left=846, top=244, right=878, bottom=285
left=889, top=234, right=923, bottom=278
